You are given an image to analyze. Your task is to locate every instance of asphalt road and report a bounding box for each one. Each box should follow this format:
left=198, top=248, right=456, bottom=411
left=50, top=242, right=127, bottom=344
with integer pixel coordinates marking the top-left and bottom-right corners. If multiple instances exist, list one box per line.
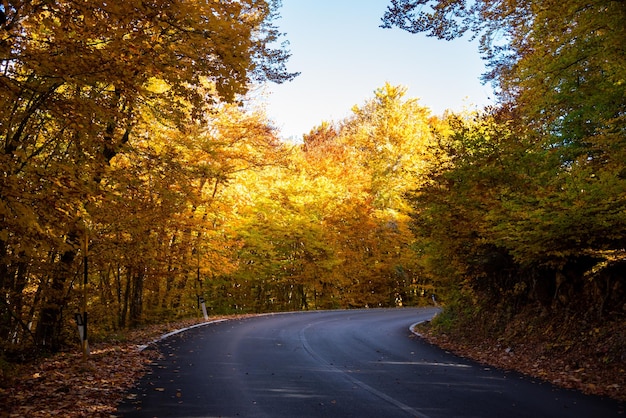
left=117, top=308, right=622, bottom=417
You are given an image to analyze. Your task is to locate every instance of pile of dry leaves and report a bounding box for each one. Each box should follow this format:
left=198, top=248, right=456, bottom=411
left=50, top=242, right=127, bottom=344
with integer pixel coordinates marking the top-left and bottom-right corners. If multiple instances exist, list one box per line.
left=415, top=310, right=626, bottom=404
left=0, top=317, right=234, bottom=418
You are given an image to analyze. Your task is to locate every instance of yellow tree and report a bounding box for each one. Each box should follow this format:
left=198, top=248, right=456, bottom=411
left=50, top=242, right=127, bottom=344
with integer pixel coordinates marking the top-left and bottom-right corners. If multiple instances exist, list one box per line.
left=224, top=87, right=440, bottom=312
left=333, top=84, right=437, bottom=305
left=226, top=161, right=336, bottom=312
left=0, top=0, right=297, bottom=350
left=221, top=121, right=371, bottom=312
left=341, top=83, right=434, bottom=211
left=84, top=103, right=283, bottom=331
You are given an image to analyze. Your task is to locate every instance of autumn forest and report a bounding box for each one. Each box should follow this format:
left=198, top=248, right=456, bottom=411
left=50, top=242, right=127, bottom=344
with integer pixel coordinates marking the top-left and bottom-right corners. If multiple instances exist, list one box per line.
left=1, top=0, right=625, bottom=382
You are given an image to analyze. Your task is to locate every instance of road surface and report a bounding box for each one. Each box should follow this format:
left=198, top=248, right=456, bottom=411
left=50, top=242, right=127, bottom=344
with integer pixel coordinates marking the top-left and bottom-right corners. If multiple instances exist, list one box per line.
left=117, top=308, right=622, bottom=417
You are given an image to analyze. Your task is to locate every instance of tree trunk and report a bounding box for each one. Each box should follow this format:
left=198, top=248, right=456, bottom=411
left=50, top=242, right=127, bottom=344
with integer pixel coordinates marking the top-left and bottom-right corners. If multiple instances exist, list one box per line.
left=34, top=235, right=78, bottom=351
left=129, top=268, right=144, bottom=327
left=119, top=266, right=130, bottom=329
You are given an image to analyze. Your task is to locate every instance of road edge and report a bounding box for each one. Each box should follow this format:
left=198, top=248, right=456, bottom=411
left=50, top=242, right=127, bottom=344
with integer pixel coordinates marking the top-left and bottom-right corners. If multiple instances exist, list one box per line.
left=136, top=310, right=306, bottom=351
left=137, top=318, right=230, bottom=351
left=138, top=307, right=440, bottom=351
left=408, top=307, right=441, bottom=337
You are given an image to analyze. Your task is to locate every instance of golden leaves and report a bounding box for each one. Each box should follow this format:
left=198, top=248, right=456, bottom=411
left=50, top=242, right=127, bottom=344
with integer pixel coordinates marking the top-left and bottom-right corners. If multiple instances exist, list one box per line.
left=2, top=345, right=153, bottom=417
left=1, top=317, right=243, bottom=417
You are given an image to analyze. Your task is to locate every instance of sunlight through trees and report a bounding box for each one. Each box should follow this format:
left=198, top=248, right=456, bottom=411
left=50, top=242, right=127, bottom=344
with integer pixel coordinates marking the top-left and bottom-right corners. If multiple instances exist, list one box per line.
left=1, top=0, right=624, bottom=365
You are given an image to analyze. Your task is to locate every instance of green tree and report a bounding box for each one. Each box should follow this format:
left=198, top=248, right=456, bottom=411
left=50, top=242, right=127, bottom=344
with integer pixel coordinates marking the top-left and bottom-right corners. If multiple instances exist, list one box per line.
left=383, top=0, right=626, bottom=315
left=407, top=110, right=520, bottom=300
left=382, top=1, right=625, bottom=153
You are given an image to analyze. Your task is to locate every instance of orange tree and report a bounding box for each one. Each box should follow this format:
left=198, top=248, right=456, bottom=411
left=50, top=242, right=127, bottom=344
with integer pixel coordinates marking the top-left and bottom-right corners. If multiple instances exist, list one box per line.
left=335, top=84, right=439, bottom=306
left=221, top=85, right=441, bottom=311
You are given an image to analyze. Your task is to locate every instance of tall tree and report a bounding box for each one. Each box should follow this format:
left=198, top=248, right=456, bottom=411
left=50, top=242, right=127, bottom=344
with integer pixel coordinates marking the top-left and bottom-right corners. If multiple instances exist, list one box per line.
left=86, top=104, right=278, bottom=330
left=341, top=83, right=434, bottom=211
left=0, top=0, right=297, bottom=350
left=384, top=1, right=626, bottom=314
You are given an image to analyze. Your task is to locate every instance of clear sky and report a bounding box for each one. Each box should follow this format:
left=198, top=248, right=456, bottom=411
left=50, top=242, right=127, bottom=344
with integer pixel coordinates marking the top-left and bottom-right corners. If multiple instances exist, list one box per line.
left=260, top=0, right=494, bottom=140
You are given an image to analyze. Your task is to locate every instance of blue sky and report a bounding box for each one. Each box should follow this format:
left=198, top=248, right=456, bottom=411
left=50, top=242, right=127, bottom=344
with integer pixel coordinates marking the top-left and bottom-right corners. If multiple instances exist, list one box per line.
left=260, top=0, right=494, bottom=140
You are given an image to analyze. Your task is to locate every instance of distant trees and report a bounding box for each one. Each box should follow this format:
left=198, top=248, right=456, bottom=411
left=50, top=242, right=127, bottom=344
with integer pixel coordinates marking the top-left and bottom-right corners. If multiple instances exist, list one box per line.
left=216, top=84, right=439, bottom=312
left=1, top=62, right=442, bottom=356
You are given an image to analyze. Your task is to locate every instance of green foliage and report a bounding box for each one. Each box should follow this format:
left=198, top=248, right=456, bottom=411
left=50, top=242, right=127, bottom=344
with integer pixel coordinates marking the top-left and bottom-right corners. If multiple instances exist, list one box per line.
left=385, top=0, right=626, bottom=322
left=429, top=289, right=475, bottom=335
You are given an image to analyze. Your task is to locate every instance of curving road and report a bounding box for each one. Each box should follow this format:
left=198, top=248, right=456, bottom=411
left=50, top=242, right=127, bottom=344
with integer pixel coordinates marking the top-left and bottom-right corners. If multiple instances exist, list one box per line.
left=117, top=308, right=622, bottom=417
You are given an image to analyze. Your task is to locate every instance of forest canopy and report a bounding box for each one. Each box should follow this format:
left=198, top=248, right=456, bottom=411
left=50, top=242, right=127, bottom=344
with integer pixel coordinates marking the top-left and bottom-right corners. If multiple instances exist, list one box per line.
left=382, top=0, right=626, bottom=321
left=0, top=0, right=624, bottom=369
left=0, top=0, right=298, bottom=352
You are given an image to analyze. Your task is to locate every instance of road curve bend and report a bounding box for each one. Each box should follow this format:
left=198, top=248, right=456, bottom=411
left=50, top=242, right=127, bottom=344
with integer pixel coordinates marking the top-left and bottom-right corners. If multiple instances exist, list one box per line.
left=117, top=308, right=621, bottom=417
